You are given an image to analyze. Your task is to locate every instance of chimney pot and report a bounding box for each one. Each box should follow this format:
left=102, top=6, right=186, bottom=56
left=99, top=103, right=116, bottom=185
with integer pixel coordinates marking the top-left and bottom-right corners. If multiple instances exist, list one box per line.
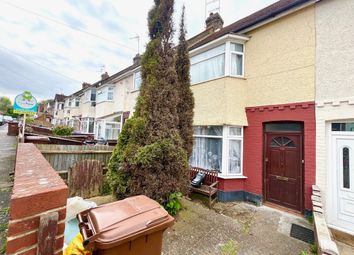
left=101, top=72, right=109, bottom=80
left=133, top=54, right=141, bottom=65
left=82, top=82, right=91, bottom=89
left=205, top=12, right=224, bottom=31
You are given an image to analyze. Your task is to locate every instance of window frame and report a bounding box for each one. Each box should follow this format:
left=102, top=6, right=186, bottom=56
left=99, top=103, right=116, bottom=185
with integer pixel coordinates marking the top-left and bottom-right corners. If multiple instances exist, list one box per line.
left=191, top=125, right=245, bottom=178
left=190, top=44, right=226, bottom=85
left=74, top=97, right=80, bottom=107
left=189, top=38, right=246, bottom=85
left=96, top=86, right=114, bottom=103
left=229, top=42, right=245, bottom=78
left=133, top=70, right=142, bottom=91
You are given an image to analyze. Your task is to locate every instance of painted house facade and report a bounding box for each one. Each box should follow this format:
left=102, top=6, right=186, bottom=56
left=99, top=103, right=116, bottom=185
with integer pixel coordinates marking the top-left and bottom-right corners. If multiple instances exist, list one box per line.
left=315, top=0, right=354, bottom=235
left=187, top=0, right=316, bottom=213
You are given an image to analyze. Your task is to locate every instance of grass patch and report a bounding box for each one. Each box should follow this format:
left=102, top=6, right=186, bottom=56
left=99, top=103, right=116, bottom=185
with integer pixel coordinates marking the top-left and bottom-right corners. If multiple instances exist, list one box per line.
left=221, top=240, right=238, bottom=255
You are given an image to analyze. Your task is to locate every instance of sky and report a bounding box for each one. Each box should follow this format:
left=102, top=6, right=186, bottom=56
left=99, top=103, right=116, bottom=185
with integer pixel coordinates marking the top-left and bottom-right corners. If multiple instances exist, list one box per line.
left=0, top=0, right=277, bottom=102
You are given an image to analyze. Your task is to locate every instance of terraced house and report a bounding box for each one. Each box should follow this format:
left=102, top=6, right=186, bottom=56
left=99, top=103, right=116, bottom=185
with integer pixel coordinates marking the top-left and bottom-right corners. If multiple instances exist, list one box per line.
left=51, top=0, right=353, bottom=230
left=315, top=0, right=354, bottom=236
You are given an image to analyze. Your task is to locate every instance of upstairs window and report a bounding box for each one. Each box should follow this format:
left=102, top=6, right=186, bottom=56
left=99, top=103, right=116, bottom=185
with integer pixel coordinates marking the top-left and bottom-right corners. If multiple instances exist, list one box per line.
left=190, top=41, right=245, bottom=85
left=97, top=86, right=114, bottom=103
left=190, top=44, right=225, bottom=84
left=230, top=43, right=244, bottom=76
left=107, top=87, right=114, bottom=100
left=85, top=88, right=96, bottom=103
left=75, top=98, right=80, bottom=107
left=134, top=71, right=142, bottom=90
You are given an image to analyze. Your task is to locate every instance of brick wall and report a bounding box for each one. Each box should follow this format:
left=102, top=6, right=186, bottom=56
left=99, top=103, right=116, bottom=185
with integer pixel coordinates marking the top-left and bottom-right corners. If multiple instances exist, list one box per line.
left=6, top=143, right=68, bottom=255
left=244, top=102, right=316, bottom=211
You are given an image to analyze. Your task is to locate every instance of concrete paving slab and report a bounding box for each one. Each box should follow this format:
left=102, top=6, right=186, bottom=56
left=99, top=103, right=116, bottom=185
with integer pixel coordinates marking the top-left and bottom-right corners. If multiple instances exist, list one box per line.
left=163, top=199, right=311, bottom=255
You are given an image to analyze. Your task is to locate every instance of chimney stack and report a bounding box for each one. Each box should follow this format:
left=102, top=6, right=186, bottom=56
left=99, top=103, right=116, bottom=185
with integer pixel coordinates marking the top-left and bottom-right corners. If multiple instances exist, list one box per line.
left=101, top=72, right=109, bottom=80
left=205, top=12, right=224, bottom=32
left=133, top=54, right=141, bottom=65
left=82, top=82, right=91, bottom=89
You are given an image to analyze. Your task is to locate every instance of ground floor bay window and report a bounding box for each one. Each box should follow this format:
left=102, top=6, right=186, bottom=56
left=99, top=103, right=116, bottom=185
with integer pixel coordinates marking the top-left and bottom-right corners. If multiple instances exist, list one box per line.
left=190, top=125, right=243, bottom=177
left=94, top=115, right=122, bottom=140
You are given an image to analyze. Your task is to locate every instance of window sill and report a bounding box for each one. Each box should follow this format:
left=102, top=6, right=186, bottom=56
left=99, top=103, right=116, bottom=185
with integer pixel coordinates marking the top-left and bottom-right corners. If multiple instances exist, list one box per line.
left=130, top=89, right=140, bottom=93
left=191, top=75, right=245, bottom=86
left=218, top=175, right=247, bottom=179
left=96, top=100, right=114, bottom=105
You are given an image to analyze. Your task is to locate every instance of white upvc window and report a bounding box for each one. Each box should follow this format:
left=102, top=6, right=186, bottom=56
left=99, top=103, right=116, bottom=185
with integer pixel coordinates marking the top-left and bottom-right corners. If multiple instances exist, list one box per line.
left=81, top=117, right=95, bottom=134
left=190, top=44, right=225, bottom=84
left=74, top=97, right=80, bottom=107
left=85, top=89, right=96, bottom=103
left=97, top=86, right=114, bottom=103
left=230, top=43, right=244, bottom=77
left=133, top=71, right=142, bottom=90
left=107, top=87, right=114, bottom=101
left=190, top=125, right=244, bottom=177
left=94, top=115, right=122, bottom=140
left=190, top=41, right=245, bottom=84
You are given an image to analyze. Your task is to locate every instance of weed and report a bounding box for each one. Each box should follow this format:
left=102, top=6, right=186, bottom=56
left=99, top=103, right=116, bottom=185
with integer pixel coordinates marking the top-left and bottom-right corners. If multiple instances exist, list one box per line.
left=310, top=243, right=318, bottom=254
left=0, top=207, right=9, bottom=215
left=221, top=240, right=238, bottom=255
left=306, top=214, right=314, bottom=224
left=164, top=192, right=183, bottom=216
left=0, top=241, right=6, bottom=254
left=0, top=223, right=8, bottom=233
left=299, top=251, right=310, bottom=255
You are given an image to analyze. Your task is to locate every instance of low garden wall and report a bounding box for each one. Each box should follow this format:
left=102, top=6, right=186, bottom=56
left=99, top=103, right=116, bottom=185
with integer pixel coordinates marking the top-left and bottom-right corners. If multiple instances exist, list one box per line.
left=6, top=143, right=68, bottom=255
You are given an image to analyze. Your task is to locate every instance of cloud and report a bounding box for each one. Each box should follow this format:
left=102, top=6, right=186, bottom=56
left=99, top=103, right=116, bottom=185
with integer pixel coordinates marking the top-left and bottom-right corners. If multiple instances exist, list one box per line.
left=61, top=12, right=86, bottom=30
left=0, top=0, right=277, bottom=101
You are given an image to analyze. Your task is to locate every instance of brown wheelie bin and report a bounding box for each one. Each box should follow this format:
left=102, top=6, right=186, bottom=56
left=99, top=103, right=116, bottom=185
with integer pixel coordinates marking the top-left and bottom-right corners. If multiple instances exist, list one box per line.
left=77, top=195, right=174, bottom=255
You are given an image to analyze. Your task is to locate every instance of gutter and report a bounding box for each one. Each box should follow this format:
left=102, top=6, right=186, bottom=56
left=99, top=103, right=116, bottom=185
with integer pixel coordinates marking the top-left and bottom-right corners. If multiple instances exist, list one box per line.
left=238, top=0, right=321, bottom=34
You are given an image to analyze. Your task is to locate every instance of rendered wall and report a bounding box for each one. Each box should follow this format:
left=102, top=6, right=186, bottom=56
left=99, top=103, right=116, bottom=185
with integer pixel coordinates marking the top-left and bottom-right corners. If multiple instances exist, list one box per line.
left=191, top=77, right=248, bottom=126
left=245, top=5, right=315, bottom=107
left=315, top=0, right=354, bottom=213
left=315, top=0, right=354, bottom=102
left=95, top=75, right=134, bottom=119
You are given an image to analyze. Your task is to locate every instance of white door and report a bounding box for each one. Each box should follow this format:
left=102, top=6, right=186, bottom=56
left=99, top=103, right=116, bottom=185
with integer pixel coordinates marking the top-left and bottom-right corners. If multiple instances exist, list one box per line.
left=330, top=136, right=354, bottom=234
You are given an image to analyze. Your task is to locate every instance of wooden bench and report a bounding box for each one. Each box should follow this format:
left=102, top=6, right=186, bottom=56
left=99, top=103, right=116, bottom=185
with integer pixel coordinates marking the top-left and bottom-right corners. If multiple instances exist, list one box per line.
left=189, top=167, right=219, bottom=208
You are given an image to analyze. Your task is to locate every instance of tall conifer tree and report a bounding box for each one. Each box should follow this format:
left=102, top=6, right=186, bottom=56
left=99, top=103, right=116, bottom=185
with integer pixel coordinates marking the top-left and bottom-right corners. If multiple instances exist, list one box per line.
left=176, top=5, right=194, bottom=158
left=107, top=0, right=189, bottom=203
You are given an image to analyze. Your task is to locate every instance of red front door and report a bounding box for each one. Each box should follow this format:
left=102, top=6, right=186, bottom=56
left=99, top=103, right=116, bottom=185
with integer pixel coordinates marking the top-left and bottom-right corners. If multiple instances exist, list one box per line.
left=265, top=133, right=303, bottom=211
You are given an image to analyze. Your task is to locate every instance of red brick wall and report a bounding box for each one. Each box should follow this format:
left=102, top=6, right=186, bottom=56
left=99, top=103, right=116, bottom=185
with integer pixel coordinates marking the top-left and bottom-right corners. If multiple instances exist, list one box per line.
left=218, top=178, right=245, bottom=192
left=243, top=102, right=316, bottom=211
left=6, top=143, right=68, bottom=255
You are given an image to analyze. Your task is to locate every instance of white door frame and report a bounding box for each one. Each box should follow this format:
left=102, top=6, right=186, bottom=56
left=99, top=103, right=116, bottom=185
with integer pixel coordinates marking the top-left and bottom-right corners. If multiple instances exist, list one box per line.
left=328, top=127, right=354, bottom=235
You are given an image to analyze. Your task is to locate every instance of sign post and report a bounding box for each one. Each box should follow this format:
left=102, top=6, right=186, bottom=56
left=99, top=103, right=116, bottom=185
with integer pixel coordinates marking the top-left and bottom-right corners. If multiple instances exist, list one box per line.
left=13, top=91, right=38, bottom=142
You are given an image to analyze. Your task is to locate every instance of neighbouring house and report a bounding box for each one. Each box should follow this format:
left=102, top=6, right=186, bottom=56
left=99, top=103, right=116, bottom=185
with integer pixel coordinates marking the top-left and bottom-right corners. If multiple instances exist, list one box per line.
left=315, top=0, right=354, bottom=236
left=52, top=94, right=66, bottom=125
left=94, top=55, right=141, bottom=141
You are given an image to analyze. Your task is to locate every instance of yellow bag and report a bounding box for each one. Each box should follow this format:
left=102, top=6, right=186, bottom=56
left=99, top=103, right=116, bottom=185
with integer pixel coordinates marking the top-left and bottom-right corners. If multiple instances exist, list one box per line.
left=64, top=233, right=92, bottom=255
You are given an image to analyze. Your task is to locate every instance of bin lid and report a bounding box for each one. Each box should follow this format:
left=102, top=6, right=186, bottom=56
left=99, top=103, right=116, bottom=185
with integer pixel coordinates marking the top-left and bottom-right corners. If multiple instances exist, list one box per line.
left=84, top=195, right=174, bottom=248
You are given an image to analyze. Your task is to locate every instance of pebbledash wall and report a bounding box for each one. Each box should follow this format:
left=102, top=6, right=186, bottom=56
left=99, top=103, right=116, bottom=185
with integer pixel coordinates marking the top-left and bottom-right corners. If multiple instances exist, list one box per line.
left=6, top=143, right=68, bottom=255
left=315, top=0, right=354, bottom=232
